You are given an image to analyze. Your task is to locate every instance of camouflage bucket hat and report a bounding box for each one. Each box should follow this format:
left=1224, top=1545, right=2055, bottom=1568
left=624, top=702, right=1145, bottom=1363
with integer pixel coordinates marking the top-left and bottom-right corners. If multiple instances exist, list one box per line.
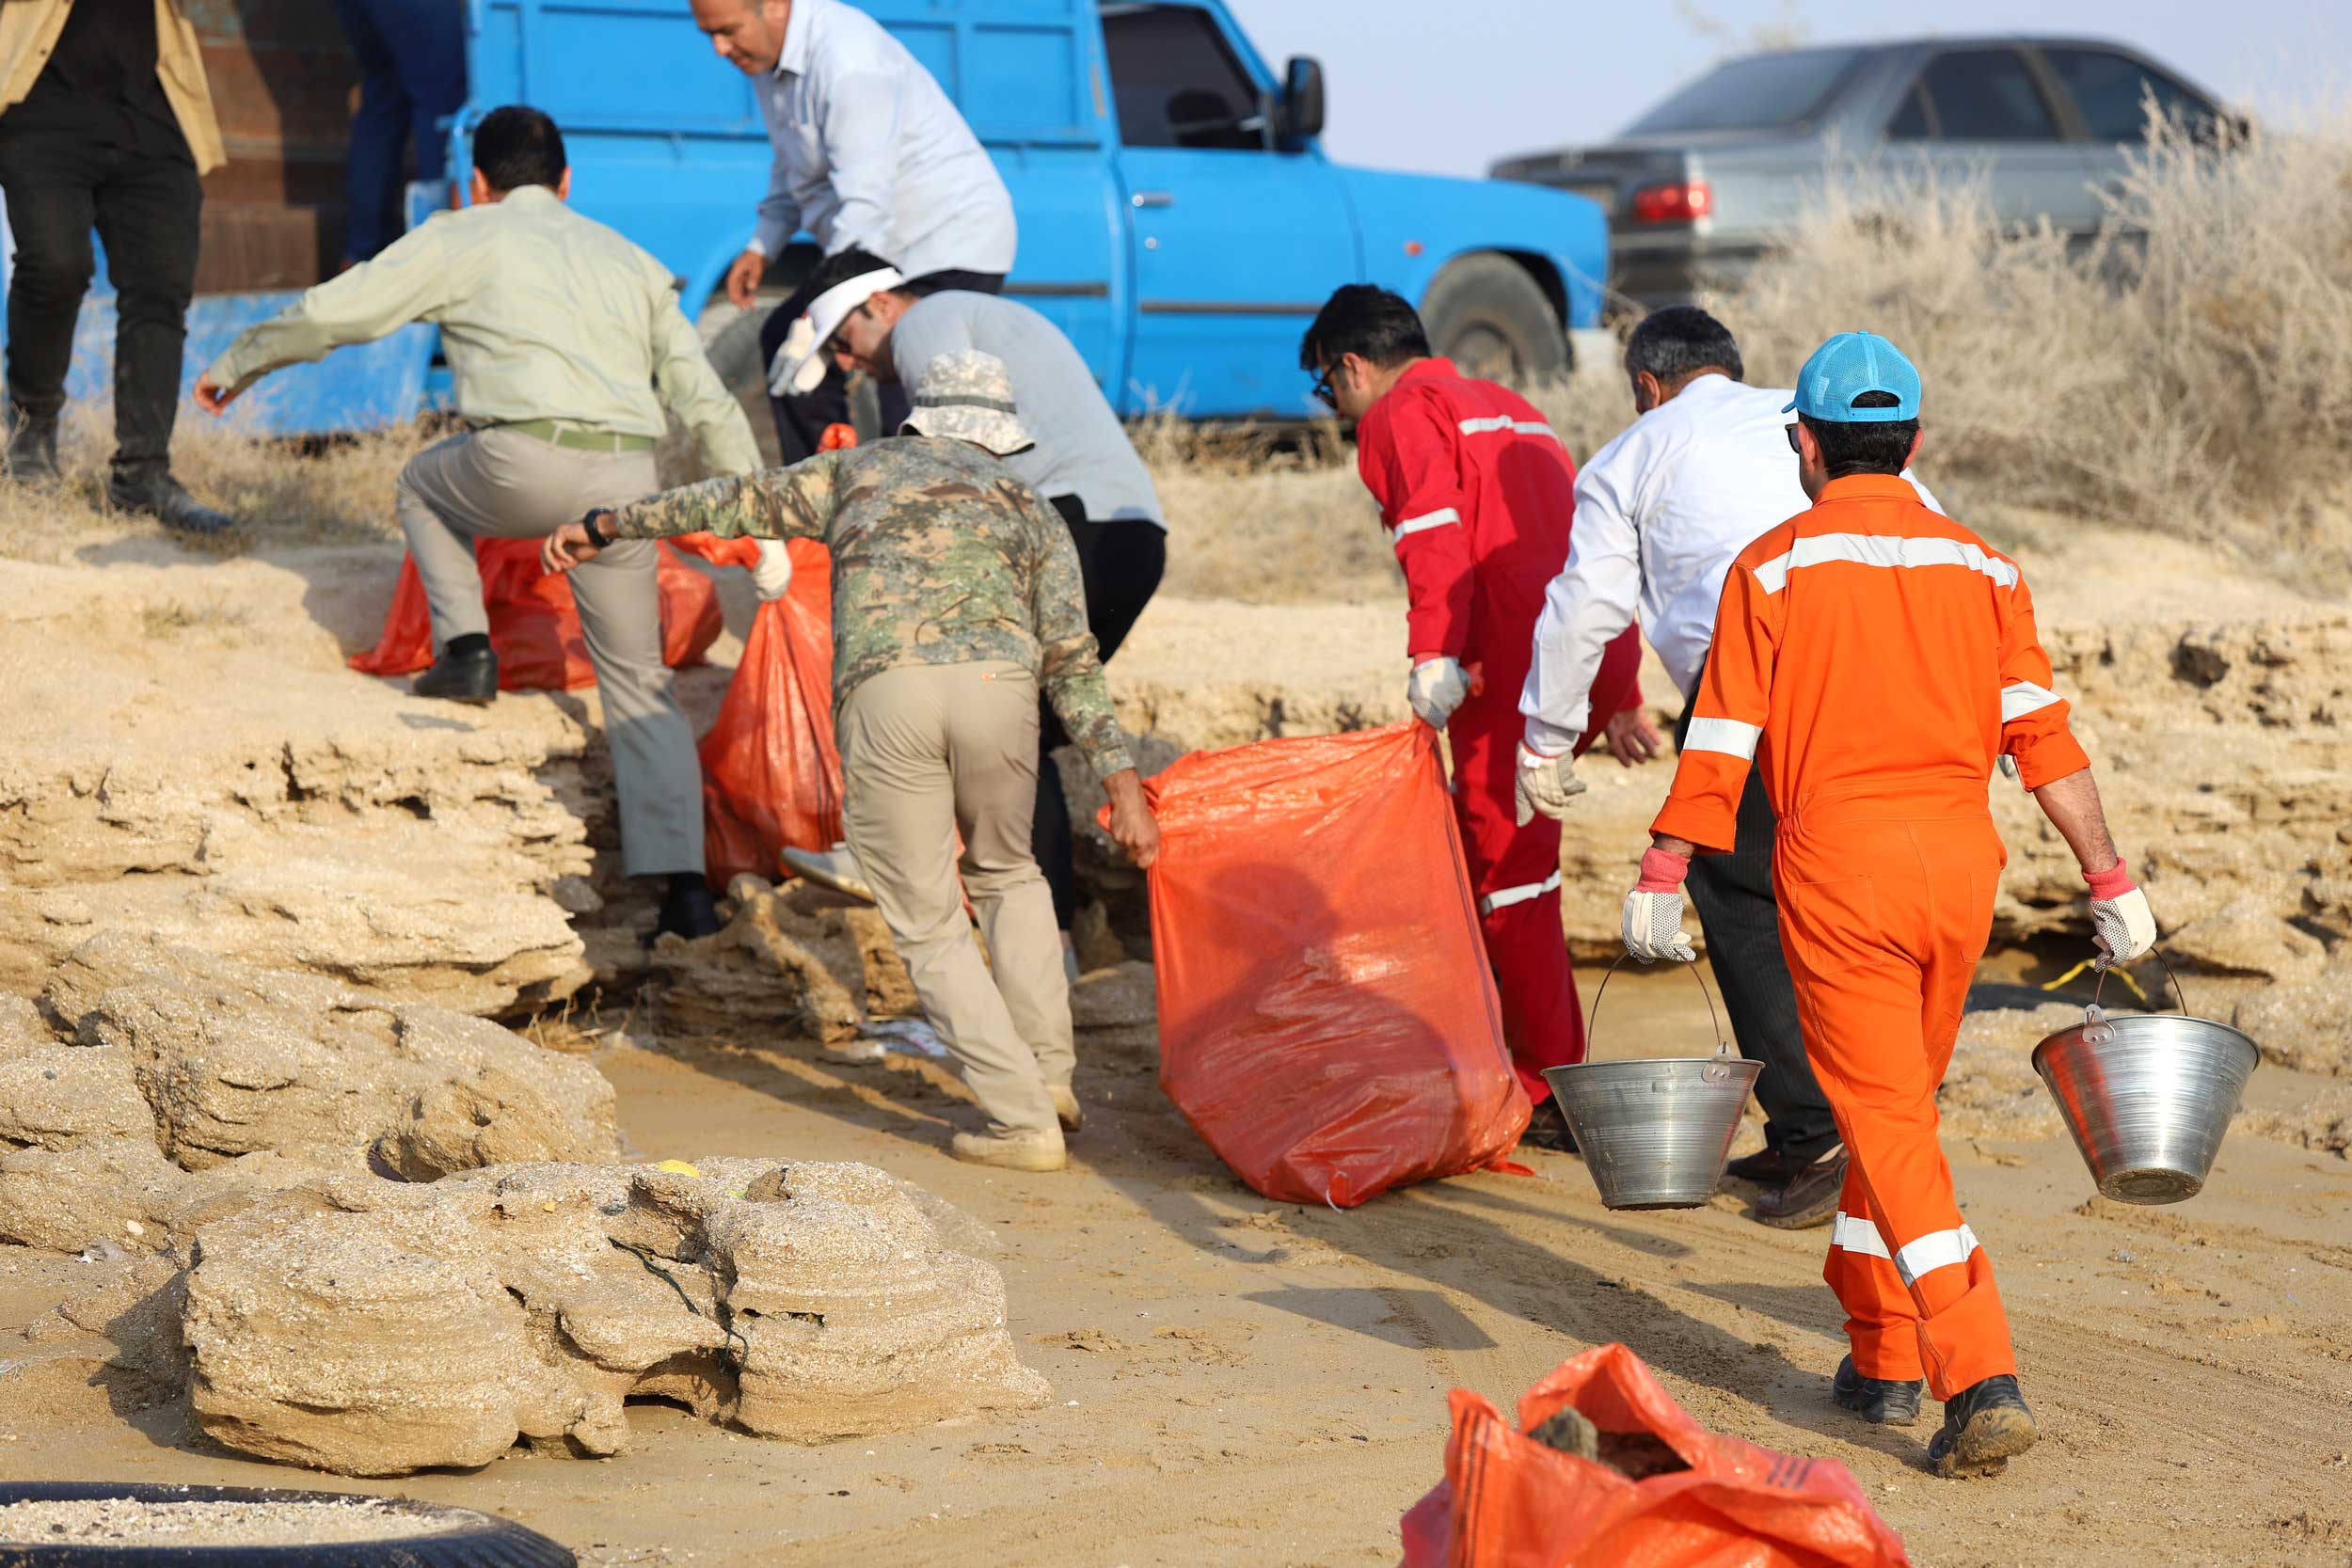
left=900, top=351, right=1034, bottom=456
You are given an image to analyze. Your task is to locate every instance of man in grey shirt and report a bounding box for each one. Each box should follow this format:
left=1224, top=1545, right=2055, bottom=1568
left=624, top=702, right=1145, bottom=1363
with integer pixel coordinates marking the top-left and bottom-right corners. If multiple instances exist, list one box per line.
left=800, top=246, right=1167, bottom=959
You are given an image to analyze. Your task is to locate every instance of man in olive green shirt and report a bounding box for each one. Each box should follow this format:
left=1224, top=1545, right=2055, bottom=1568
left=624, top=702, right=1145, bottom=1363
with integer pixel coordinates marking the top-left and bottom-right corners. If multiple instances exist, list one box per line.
left=197, top=104, right=774, bottom=940
left=547, top=354, right=1162, bottom=1172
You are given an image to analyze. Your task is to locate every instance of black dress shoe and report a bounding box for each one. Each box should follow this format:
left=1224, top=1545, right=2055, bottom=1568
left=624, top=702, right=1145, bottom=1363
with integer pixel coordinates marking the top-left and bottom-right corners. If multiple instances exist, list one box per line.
left=1520, top=1099, right=1579, bottom=1153
left=109, top=468, right=233, bottom=534
left=1929, top=1374, right=2039, bottom=1478
left=411, top=644, right=500, bottom=705
left=651, top=879, right=723, bottom=943
left=1832, top=1354, right=1924, bottom=1426
left=1755, top=1147, right=1847, bottom=1230
left=1723, top=1144, right=1807, bottom=1187
left=5, top=406, right=59, bottom=483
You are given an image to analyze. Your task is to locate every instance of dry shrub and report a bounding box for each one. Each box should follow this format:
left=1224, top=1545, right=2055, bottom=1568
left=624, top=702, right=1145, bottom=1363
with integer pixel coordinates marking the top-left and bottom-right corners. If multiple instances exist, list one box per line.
left=1705, top=112, right=2352, bottom=585
left=0, top=406, right=426, bottom=564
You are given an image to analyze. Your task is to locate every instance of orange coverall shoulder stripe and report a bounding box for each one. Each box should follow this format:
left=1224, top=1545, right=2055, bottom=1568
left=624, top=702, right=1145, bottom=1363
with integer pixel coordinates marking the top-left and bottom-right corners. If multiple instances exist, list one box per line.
left=1652, top=472, right=2092, bottom=1399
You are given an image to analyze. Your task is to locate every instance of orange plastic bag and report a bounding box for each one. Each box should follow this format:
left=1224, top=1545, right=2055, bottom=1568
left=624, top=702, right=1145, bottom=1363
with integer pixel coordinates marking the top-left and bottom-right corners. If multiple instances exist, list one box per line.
left=1398, top=1344, right=1910, bottom=1568
left=348, top=536, right=723, bottom=689
left=693, top=540, right=842, bottom=884
left=1134, top=721, right=1531, bottom=1208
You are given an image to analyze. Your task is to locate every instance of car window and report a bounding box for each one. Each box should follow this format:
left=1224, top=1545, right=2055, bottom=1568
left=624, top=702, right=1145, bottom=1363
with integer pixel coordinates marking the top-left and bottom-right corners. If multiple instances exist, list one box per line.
left=1622, top=47, right=1866, bottom=135
left=1894, top=50, right=2060, bottom=142
left=2043, top=47, right=2218, bottom=142
left=1100, top=3, right=1266, bottom=151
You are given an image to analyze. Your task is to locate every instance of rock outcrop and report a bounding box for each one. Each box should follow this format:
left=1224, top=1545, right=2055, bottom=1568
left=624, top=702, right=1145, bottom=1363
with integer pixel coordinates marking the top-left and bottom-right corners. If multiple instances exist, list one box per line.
left=0, top=935, right=621, bottom=1255
left=181, top=1158, right=1051, bottom=1475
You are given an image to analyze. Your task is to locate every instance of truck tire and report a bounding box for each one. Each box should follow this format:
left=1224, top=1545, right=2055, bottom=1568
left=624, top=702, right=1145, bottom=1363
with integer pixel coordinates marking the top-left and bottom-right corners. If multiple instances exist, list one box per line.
left=1419, top=254, right=1565, bottom=385
left=0, top=1481, right=575, bottom=1566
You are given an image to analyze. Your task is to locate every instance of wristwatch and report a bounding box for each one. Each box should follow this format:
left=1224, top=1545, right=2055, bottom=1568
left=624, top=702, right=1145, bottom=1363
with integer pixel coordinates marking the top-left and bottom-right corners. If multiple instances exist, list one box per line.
left=583, top=508, right=618, bottom=549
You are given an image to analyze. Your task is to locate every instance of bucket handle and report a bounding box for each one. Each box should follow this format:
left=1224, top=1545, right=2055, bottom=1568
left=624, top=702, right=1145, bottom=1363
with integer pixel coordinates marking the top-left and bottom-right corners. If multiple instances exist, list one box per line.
left=2086, top=947, right=2189, bottom=1040
left=1586, top=953, right=1734, bottom=1079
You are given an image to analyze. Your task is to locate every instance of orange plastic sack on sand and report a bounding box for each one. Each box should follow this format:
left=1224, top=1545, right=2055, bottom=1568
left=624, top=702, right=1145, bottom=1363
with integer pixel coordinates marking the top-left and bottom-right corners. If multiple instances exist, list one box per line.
left=695, top=540, right=842, bottom=884
left=1398, top=1344, right=1911, bottom=1568
left=349, top=536, right=723, bottom=689
left=1133, top=721, right=1531, bottom=1208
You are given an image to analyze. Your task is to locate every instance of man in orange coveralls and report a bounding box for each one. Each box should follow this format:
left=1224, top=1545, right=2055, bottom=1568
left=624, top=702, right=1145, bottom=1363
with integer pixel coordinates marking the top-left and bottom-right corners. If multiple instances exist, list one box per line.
left=1620, top=331, right=2157, bottom=1477
left=1302, top=285, right=1644, bottom=1146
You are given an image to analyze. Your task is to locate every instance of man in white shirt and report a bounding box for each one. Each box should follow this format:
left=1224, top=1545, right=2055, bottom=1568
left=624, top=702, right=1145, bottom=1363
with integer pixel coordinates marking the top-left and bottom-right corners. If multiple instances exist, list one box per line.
left=691, top=0, right=1017, bottom=463
left=1517, top=307, right=1943, bottom=1227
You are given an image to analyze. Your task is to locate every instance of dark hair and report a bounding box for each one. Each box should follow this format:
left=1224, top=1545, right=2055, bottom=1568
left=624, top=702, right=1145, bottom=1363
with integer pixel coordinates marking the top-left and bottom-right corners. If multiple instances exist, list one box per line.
left=1800, top=391, right=1917, bottom=477
left=471, top=105, right=566, bottom=193
left=1298, top=284, right=1431, bottom=372
left=804, top=245, right=908, bottom=300
left=1624, top=305, right=1743, bottom=386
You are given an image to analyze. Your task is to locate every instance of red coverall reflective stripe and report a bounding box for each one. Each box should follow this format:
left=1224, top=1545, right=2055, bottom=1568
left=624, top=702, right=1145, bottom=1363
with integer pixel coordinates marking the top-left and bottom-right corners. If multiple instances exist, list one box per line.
left=1653, top=474, right=2090, bottom=1399
left=1358, top=359, right=1642, bottom=1102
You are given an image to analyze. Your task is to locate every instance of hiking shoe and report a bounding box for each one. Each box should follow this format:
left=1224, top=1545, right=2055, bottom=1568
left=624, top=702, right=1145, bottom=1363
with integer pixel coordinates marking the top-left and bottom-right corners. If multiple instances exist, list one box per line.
left=1520, top=1100, right=1579, bottom=1154
left=951, top=1126, right=1067, bottom=1172
left=411, top=643, right=500, bottom=705
left=1832, top=1354, right=1924, bottom=1426
left=109, top=467, right=232, bottom=535
left=1929, top=1375, right=2040, bottom=1478
left=781, top=842, right=876, bottom=904
left=1050, top=1085, right=1083, bottom=1132
left=5, top=405, right=59, bottom=484
left=1755, top=1147, right=1847, bottom=1230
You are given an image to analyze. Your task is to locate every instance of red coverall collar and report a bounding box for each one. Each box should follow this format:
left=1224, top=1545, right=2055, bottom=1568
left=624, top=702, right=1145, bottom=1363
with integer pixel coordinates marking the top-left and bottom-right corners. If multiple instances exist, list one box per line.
left=1390, top=357, right=1460, bottom=394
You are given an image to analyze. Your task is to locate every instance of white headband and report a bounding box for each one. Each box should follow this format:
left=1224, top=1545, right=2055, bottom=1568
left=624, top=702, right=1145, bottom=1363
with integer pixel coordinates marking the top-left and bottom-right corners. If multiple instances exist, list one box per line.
left=803, top=266, right=906, bottom=347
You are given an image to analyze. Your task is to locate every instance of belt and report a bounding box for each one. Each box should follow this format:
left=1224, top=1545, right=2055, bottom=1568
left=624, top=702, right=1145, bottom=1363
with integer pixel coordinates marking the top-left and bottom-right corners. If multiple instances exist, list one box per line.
left=498, top=419, right=658, bottom=453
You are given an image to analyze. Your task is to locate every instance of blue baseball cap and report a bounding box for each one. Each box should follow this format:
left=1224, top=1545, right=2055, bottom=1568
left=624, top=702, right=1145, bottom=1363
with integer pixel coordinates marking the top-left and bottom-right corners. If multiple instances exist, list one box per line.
left=1783, top=331, right=1922, bottom=422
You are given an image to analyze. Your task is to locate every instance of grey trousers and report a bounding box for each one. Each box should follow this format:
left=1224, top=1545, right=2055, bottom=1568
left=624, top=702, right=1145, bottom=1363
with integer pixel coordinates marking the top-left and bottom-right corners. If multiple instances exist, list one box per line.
left=1673, top=693, right=1840, bottom=1161
left=392, top=426, right=703, bottom=879
left=838, top=661, right=1072, bottom=1138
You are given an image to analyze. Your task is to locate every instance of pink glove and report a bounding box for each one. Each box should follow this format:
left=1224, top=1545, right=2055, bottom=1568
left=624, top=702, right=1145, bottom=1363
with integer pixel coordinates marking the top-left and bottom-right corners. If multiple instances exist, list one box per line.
left=1634, top=847, right=1691, bottom=893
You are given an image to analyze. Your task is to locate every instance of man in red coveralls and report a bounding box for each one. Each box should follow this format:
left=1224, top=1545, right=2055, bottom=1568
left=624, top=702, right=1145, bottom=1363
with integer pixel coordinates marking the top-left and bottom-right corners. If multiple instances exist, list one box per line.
left=1302, top=286, right=1644, bottom=1146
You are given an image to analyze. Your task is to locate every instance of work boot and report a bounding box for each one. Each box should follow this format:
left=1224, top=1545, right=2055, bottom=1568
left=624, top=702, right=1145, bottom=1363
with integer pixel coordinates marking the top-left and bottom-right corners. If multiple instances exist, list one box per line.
left=1755, top=1147, right=1847, bottom=1230
left=1050, top=1085, right=1084, bottom=1133
left=652, top=875, right=723, bottom=943
left=781, top=842, right=876, bottom=904
left=1929, top=1374, right=2039, bottom=1478
left=951, top=1126, right=1067, bottom=1173
left=108, top=466, right=233, bottom=535
left=5, top=404, right=59, bottom=484
left=1832, top=1354, right=1924, bottom=1427
left=411, top=635, right=499, bottom=705
left=1519, top=1100, right=1579, bottom=1154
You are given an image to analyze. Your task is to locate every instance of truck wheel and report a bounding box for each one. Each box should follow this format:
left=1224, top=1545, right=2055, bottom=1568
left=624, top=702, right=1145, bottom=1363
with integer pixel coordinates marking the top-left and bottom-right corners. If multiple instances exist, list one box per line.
left=1420, top=255, right=1565, bottom=385
left=0, top=1481, right=576, bottom=1565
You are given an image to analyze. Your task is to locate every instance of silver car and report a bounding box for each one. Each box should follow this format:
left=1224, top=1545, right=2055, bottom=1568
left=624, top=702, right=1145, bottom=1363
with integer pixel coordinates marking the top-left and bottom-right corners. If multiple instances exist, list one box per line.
left=1492, top=37, right=2241, bottom=309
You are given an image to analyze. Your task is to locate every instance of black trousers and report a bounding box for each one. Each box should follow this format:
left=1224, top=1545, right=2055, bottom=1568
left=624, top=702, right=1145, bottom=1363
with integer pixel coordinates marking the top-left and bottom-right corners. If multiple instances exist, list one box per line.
left=1673, top=695, right=1840, bottom=1162
left=0, top=123, right=201, bottom=476
left=756, top=267, right=1004, bottom=465
left=1035, top=494, right=1166, bottom=932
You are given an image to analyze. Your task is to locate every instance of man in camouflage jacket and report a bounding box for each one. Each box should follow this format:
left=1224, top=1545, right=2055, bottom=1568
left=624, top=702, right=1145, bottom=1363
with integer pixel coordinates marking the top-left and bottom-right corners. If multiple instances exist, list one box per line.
left=548, top=352, right=1160, bottom=1173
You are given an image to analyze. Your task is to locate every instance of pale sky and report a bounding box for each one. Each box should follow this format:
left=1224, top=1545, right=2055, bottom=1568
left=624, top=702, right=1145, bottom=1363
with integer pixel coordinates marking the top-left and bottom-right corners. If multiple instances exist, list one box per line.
left=1220, top=0, right=2349, bottom=177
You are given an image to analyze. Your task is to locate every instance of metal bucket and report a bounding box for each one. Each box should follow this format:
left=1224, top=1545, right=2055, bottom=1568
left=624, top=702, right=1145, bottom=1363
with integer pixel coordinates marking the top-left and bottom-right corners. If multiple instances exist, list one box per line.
left=1541, top=958, right=1761, bottom=1210
left=2031, top=953, right=2259, bottom=1205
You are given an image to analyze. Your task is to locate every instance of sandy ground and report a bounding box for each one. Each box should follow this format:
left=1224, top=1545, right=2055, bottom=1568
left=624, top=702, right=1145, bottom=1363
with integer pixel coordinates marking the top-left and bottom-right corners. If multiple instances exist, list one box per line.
left=4, top=955, right=2347, bottom=1567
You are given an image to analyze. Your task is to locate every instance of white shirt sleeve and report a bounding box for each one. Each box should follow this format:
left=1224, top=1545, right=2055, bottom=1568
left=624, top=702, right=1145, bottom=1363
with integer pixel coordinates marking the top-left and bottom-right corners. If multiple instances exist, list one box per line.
left=750, top=105, right=803, bottom=259
left=816, top=68, right=908, bottom=259
left=1519, top=435, right=1645, bottom=753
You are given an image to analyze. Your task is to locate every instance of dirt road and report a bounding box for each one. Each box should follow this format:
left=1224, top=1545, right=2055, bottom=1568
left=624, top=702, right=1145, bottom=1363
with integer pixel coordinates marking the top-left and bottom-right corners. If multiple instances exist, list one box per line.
left=5, top=960, right=2346, bottom=1568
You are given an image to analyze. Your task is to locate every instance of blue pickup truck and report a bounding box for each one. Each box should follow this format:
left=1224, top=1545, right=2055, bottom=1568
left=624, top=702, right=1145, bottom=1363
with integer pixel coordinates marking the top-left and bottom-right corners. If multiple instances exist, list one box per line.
left=31, top=0, right=1608, bottom=433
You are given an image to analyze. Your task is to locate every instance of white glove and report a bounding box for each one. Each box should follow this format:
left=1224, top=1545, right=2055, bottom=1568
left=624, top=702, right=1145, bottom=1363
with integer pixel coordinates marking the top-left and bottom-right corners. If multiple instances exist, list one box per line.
left=766, top=312, right=829, bottom=397
left=1622, top=847, right=1697, bottom=963
left=748, top=540, right=795, bottom=602
left=2090, top=886, right=2157, bottom=969
left=1513, top=743, right=1585, bottom=826
left=1407, top=657, right=1470, bottom=730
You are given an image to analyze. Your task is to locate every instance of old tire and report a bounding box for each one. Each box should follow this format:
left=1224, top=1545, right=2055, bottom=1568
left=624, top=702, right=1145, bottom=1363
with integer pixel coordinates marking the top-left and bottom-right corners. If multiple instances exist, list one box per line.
left=1420, top=254, right=1565, bottom=385
left=0, top=1481, right=575, bottom=1566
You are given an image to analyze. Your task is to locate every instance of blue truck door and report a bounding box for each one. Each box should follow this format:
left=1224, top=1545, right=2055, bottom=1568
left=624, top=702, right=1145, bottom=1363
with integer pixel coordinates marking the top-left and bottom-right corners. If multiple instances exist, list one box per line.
left=1099, top=2, right=1358, bottom=416
left=866, top=1, right=1123, bottom=385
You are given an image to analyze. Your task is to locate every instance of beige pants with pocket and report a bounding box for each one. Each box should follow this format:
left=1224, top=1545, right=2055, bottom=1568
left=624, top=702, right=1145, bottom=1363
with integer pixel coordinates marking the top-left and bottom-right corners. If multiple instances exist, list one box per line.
left=838, top=660, right=1073, bottom=1138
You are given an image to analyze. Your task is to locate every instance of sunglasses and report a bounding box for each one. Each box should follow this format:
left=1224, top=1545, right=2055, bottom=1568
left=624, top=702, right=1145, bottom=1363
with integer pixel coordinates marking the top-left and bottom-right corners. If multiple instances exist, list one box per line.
left=823, top=303, right=868, bottom=361
left=1785, top=422, right=1802, bottom=455
left=1310, top=363, right=1339, bottom=410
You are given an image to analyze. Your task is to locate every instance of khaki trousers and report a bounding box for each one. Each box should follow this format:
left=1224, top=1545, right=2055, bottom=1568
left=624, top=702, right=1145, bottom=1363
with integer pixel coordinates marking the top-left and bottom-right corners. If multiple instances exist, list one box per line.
left=392, top=426, right=702, bottom=879
left=838, top=661, right=1072, bottom=1138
